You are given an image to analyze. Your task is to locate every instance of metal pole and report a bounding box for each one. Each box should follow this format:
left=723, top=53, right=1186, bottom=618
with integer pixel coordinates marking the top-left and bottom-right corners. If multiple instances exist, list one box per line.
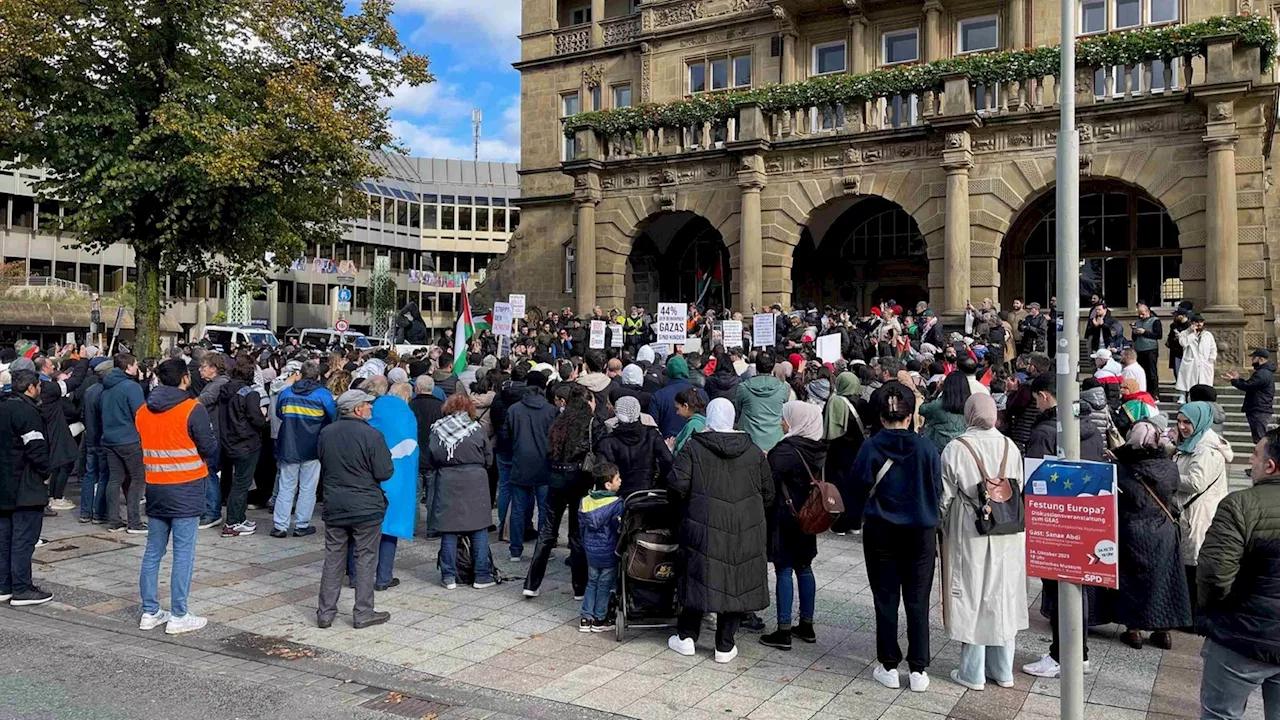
left=1056, top=1, right=1084, bottom=719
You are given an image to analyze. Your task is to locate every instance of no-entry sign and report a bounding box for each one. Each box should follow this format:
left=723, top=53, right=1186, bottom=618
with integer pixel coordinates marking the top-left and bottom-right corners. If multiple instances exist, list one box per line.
left=1024, top=459, right=1118, bottom=589
left=335, top=319, right=349, bottom=333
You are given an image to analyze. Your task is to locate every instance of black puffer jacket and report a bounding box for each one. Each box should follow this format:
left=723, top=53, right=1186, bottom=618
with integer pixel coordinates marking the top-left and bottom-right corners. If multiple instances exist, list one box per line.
left=705, top=369, right=740, bottom=403
left=670, top=431, right=774, bottom=613
left=317, top=416, right=394, bottom=527
left=38, top=370, right=82, bottom=469
left=217, top=379, right=266, bottom=457
left=767, top=436, right=826, bottom=569
left=1113, top=446, right=1193, bottom=631
left=491, top=379, right=528, bottom=457
left=596, top=420, right=672, bottom=496
left=0, top=392, right=51, bottom=510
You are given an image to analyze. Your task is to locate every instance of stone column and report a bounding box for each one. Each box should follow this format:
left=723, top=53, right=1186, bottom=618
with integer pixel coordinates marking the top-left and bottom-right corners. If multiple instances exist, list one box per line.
left=575, top=197, right=598, bottom=317
left=590, top=0, right=605, bottom=47
left=738, top=154, right=766, bottom=313
left=1008, top=0, right=1026, bottom=49
left=849, top=16, right=867, bottom=74
left=781, top=33, right=797, bottom=83
left=1205, top=100, right=1241, bottom=313
left=923, top=1, right=943, bottom=63
left=942, top=132, right=973, bottom=315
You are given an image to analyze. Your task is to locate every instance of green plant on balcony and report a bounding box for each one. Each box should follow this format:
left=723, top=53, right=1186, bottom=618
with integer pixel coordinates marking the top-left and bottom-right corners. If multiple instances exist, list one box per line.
left=563, top=13, right=1276, bottom=139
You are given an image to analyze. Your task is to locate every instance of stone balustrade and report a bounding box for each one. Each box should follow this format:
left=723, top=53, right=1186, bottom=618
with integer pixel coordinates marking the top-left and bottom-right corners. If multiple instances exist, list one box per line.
left=553, top=24, right=591, bottom=55
left=601, top=14, right=641, bottom=46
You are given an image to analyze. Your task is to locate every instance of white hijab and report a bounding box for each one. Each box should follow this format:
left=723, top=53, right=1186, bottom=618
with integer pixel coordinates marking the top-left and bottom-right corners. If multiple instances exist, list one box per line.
left=706, top=398, right=738, bottom=432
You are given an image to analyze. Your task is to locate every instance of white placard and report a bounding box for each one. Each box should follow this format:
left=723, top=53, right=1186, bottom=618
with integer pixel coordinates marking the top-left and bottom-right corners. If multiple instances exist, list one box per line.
left=589, top=320, right=607, bottom=349
left=508, top=294, right=526, bottom=319
left=492, top=302, right=513, bottom=336
left=722, top=320, right=743, bottom=348
left=817, top=334, right=841, bottom=364
left=680, top=337, right=702, bottom=354
left=753, top=313, right=776, bottom=348
left=609, top=323, right=623, bottom=348
left=656, top=303, right=687, bottom=345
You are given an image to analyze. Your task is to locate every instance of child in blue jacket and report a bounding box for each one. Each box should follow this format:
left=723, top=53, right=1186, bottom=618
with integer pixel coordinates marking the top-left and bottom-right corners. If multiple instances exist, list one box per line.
left=578, top=461, right=623, bottom=633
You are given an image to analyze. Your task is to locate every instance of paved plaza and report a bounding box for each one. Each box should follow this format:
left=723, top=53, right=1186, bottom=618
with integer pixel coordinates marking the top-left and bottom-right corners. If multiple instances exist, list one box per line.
left=16, top=499, right=1267, bottom=720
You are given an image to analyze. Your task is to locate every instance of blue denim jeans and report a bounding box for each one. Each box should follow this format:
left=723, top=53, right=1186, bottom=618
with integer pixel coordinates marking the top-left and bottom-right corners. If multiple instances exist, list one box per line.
left=139, top=516, right=198, bottom=617
left=582, top=566, right=616, bottom=620
left=439, top=530, right=493, bottom=585
left=508, top=484, right=548, bottom=559
left=775, top=565, right=816, bottom=627
left=956, top=642, right=1015, bottom=688
left=496, top=455, right=513, bottom=533
left=273, top=460, right=320, bottom=531
left=79, top=448, right=108, bottom=521
left=1201, top=637, right=1280, bottom=720
left=347, top=534, right=397, bottom=587
left=203, top=449, right=222, bottom=523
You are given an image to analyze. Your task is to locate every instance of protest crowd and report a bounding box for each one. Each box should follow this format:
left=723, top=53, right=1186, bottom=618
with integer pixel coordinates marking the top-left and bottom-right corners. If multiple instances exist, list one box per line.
left=0, top=293, right=1277, bottom=720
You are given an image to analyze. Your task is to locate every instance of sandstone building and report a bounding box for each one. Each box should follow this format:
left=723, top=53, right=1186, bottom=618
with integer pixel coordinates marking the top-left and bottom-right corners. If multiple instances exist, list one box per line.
left=498, top=0, right=1280, bottom=366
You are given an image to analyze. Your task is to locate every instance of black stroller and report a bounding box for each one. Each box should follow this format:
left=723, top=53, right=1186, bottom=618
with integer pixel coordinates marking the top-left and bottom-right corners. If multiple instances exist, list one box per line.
left=613, top=489, right=680, bottom=641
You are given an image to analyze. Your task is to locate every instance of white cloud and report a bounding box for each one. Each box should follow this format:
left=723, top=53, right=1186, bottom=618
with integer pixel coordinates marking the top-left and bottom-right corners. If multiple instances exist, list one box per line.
left=394, top=0, right=522, bottom=63
left=382, top=81, right=473, bottom=121
left=391, top=111, right=520, bottom=163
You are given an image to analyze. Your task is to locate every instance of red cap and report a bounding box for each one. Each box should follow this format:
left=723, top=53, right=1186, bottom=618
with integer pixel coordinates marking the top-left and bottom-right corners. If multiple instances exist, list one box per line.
left=892, top=304, right=903, bottom=316
left=871, top=307, right=882, bottom=317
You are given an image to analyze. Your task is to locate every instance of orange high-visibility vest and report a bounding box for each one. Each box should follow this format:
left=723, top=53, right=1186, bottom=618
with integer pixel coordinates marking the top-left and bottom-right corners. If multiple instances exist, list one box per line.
left=136, top=399, right=208, bottom=484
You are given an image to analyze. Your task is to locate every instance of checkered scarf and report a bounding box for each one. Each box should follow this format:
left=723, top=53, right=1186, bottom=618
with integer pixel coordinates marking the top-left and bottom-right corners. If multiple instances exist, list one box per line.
left=431, top=412, right=480, bottom=461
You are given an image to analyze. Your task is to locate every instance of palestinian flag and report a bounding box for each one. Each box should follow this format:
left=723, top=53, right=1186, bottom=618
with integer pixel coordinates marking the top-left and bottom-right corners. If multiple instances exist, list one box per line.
left=452, top=284, right=474, bottom=376
left=474, top=312, right=493, bottom=333
left=694, top=257, right=724, bottom=305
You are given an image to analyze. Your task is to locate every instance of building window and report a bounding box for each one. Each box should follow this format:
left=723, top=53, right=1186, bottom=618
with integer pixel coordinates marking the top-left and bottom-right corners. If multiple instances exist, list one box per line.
left=570, top=5, right=591, bottom=24
left=296, top=282, right=311, bottom=304
left=883, top=28, right=919, bottom=65
left=55, top=261, right=75, bottom=282
left=396, top=200, right=409, bottom=226
left=812, top=40, right=846, bottom=75
left=1115, top=0, right=1140, bottom=28
left=613, top=84, right=632, bottom=108
left=690, top=54, right=751, bottom=93
left=1149, top=0, right=1178, bottom=24
left=409, top=203, right=420, bottom=229
left=688, top=62, right=706, bottom=93
left=441, top=205, right=455, bottom=230
left=629, top=0, right=641, bottom=13
left=564, top=241, right=576, bottom=294
left=476, top=208, right=490, bottom=231
left=1080, top=0, right=1173, bottom=33
left=276, top=280, right=293, bottom=304
left=958, top=15, right=999, bottom=53
left=424, top=205, right=437, bottom=230
left=11, top=196, right=34, bottom=229
left=459, top=206, right=472, bottom=231
left=590, top=86, right=602, bottom=111
left=493, top=208, right=507, bottom=232
left=562, top=92, right=580, bottom=161
left=356, top=286, right=368, bottom=309
left=79, top=263, right=99, bottom=291
left=734, top=54, right=752, bottom=87
left=1080, top=0, right=1106, bottom=33
left=311, top=283, right=326, bottom=305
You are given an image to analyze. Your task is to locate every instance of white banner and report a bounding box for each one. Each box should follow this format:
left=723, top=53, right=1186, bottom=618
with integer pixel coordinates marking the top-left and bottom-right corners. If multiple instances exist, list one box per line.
left=492, top=302, right=513, bottom=336
left=509, top=294, right=526, bottom=319
left=656, top=303, right=687, bottom=345
left=817, top=334, right=841, bottom=364
left=753, top=313, right=776, bottom=348
left=589, top=320, right=606, bottom=349
left=722, top=320, right=743, bottom=348
left=609, top=323, right=623, bottom=347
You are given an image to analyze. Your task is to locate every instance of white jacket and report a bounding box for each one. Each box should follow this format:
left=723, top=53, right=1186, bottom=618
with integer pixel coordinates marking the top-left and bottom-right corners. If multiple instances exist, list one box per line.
left=1174, top=429, right=1233, bottom=566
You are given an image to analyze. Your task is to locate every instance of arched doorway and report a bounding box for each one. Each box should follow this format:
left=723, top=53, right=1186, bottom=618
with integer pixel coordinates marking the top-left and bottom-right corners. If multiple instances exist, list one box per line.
left=628, top=212, right=731, bottom=311
left=792, top=196, right=929, bottom=311
left=1002, top=181, right=1183, bottom=310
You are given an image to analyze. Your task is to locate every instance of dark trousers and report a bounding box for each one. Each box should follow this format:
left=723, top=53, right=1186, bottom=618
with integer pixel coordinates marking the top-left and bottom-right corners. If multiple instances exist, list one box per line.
left=1186, top=565, right=1200, bottom=621
left=524, top=484, right=588, bottom=595
left=863, top=518, right=936, bottom=673
left=48, top=463, right=72, bottom=500
left=1045, top=579, right=1091, bottom=662
left=347, top=534, right=397, bottom=587
left=677, top=608, right=742, bottom=653
left=105, top=443, right=146, bottom=528
left=1247, top=412, right=1273, bottom=444
left=224, top=450, right=260, bottom=526
left=251, top=440, right=276, bottom=507
left=317, top=521, right=381, bottom=625
left=0, top=509, right=45, bottom=594
left=1137, top=349, right=1161, bottom=400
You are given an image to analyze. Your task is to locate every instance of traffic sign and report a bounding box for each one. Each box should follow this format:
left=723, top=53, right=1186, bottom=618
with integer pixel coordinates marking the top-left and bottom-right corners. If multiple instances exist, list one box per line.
left=337, top=286, right=352, bottom=313
left=335, top=319, right=349, bottom=333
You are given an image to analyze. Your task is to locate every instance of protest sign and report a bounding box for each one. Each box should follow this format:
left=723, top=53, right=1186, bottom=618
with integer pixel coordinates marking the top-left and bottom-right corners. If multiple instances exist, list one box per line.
left=589, top=320, right=607, bottom=349
left=656, top=303, right=687, bottom=344
left=753, top=314, right=775, bottom=348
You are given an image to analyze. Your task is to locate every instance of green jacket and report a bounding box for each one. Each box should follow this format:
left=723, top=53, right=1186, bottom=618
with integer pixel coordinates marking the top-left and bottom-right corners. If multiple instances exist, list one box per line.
left=919, top=400, right=966, bottom=455
left=1197, top=477, right=1280, bottom=664
left=734, top=375, right=789, bottom=452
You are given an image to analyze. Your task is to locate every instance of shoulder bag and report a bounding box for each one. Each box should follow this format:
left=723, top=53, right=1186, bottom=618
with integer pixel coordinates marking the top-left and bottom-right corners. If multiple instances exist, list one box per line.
left=782, top=453, right=846, bottom=535
left=955, top=437, right=1026, bottom=536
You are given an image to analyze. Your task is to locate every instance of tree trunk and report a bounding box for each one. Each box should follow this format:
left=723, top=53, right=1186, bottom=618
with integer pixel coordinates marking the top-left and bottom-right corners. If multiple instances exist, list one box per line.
left=134, top=247, right=163, bottom=358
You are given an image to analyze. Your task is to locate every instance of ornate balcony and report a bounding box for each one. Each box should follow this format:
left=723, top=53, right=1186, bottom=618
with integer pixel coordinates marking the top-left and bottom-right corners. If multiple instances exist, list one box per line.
left=601, top=14, right=642, bottom=46
left=553, top=23, right=591, bottom=55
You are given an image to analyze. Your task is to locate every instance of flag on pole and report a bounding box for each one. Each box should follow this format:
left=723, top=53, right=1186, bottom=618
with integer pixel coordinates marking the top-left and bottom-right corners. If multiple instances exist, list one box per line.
left=452, top=285, right=474, bottom=376
left=473, top=312, right=493, bottom=333
left=694, top=257, right=724, bottom=306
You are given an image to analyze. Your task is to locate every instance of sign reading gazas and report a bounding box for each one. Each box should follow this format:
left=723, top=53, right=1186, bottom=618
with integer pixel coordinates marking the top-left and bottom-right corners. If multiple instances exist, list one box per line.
left=655, top=303, right=687, bottom=345
left=492, top=302, right=513, bottom=337
left=1024, top=459, right=1119, bottom=589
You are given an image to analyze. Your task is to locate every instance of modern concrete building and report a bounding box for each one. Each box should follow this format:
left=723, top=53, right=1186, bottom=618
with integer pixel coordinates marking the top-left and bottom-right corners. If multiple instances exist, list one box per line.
left=0, top=152, right=519, bottom=344
left=496, top=0, right=1280, bottom=365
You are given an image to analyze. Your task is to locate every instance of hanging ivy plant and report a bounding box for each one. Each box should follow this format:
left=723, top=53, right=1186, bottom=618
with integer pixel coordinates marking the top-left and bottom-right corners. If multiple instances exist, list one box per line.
left=563, top=13, right=1276, bottom=138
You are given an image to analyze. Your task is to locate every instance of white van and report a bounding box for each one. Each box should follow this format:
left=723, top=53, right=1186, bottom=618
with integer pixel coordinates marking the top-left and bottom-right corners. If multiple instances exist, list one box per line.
left=299, top=328, right=373, bottom=351
left=202, top=325, right=280, bottom=352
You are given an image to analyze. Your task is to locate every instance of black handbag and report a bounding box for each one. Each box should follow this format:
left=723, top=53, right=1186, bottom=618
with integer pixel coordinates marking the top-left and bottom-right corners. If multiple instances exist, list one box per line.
left=955, top=438, right=1026, bottom=536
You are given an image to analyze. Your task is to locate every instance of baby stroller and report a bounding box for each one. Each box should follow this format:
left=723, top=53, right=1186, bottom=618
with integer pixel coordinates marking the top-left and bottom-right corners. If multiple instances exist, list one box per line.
left=614, top=488, right=681, bottom=641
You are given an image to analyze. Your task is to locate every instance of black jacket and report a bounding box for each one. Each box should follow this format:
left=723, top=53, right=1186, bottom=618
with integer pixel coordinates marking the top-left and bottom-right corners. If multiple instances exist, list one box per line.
left=0, top=392, right=52, bottom=511
left=1232, top=361, right=1276, bottom=416
left=142, top=386, right=219, bottom=519
left=318, top=416, right=394, bottom=526
left=767, top=436, right=826, bottom=569
left=1024, top=406, right=1106, bottom=462
left=38, top=371, right=80, bottom=469
left=596, top=420, right=672, bottom=496
left=409, top=394, right=445, bottom=473
left=1019, top=314, right=1048, bottom=353
left=671, top=431, right=774, bottom=613
left=704, top=370, right=740, bottom=403
left=1112, top=446, right=1193, bottom=631
left=82, top=380, right=105, bottom=450
left=218, top=379, right=266, bottom=457
left=503, top=393, right=559, bottom=487
left=491, top=379, right=528, bottom=457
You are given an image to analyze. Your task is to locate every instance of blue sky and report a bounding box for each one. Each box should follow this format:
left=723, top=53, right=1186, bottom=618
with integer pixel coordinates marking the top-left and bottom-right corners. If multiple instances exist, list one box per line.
left=381, top=0, right=523, bottom=164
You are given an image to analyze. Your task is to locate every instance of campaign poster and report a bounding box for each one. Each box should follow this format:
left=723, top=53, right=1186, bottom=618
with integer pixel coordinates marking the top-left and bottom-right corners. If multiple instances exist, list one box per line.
left=656, top=303, right=687, bottom=345
left=1024, top=459, right=1119, bottom=589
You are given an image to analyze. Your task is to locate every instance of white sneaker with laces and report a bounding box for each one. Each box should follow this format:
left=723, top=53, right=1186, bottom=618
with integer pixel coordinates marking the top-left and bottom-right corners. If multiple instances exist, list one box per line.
left=522, top=588, right=539, bottom=598
left=165, top=614, right=207, bottom=635
left=873, top=665, right=900, bottom=689
left=909, top=671, right=929, bottom=692
left=49, top=499, right=75, bottom=511
left=987, top=675, right=1015, bottom=688
left=232, top=522, right=256, bottom=536
left=714, top=646, right=738, bottom=664
left=667, top=634, right=695, bottom=657
left=472, top=581, right=496, bottom=589
left=139, top=610, right=172, bottom=631
left=1083, top=660, right=1093, bottom=675
left=950, top=669, right=983, bottom=691
left=1022, top=654, right=1061, bottom=678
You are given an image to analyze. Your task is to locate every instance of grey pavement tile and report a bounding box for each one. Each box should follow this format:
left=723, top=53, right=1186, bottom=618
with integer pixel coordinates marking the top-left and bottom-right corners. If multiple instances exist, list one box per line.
left=792, top=669, right=854, bottom=694
left=619, top=696, right=687, bottom=720
left=771, top=684, right=837, bottom=711
left=879, top=707, right=948, bottom=720
left=813, top=692, right=891, bottom=720
left=746, top=700, right=818, bottom=720
left=693, top=687, right=765, bottom=718
left=573, top=672, right=665, bottom=713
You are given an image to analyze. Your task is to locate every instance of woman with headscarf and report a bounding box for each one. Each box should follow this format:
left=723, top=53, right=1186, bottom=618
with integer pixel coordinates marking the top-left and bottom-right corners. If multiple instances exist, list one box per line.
left=609, top=363, right=652, bottom=414
left=760, top=402, right=828, bottom=651
left=669, top=388, right=708, bottom=456
left=1113, top=420, right=1192, bottom=649
left=668, top=398, right=774, bottom=664
left=425, top=393, right=495, bottom=589
left=597, top=395, right=672, bottom=496
left=705, top=347, right=741, bottom=403
left=824, top=372, right=869, bottom=534
left=1173, top=401, right=1234, bottom=612
left=939, top=394, right=1027, bottom=691
left=919, top=370, right=970, bottom=454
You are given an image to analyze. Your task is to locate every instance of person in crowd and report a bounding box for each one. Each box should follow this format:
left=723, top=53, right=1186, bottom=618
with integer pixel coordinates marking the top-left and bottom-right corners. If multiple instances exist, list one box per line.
left=736, top=354, right=790, bottom=452
left=650, top=355, right=707, bottom=440
left=669, top=388, right=707, bottom=456
left=919, top=370, right=970, bottom=454
left=575, top=350, right=613, bottom=422
left=1196, top=426, right=1280, bottom=720
left=411, top=374, right=446, bottom=528
left=218, top=354, right=266, bottom=537
left=348, top=381, right=419, bottom=592
left=271, top=361, right=334, bottom=538
left=1176, top=314, right=1217, bottom=403
left=1189, top=384, right=1228, bottom=436
left=940, top=393, right=1026, bottom=691
left=1112, top=420, right=1192, bottom=650
left=1226, top=348, right=1276, bottom=444
left=1116, top=377, right=1162, bottom=436
left=609, top=363, right=651, bottom=414
left=1118, top=347, right=1147, bottom=394
left=0, top=369, right=54, bottom=606
left=1166, top=302, right=1192, bottom=381
left=316, top=389, right=394, bottom=629
left=848, top=382, right=942, bottom=693
left=523, top=385, right=597, bottom=599
left=760, top=401, right=827, bottom=651
left=491, top=362, right=530, bottom=541
left=78, top=360, right=112, bottom=523
left=1131, top=301, right=1163, bottom=399
left=504, top=370, right=558, bottom=562
left=1018, top=302, right=1047, bottom=354
left=705, top=347, right=740, bottom=402
left=597, top=395, right=672, bottom=496
left=578, top=461, right=624, bottom=633
left=35, top=355, right=83, bottom=514
left=1078, top=377, right=1115, bottom=441
left=136, top=358, right=219, bottom=635
left=101, top=353, right=148, bottom=533
left=425, top=392, right=495, bottom=590
left=668, top=398, right=773, bottom=664
left=823, top=372, right=868, bottom=534
left=1173, top=401, right=1233, bottom=614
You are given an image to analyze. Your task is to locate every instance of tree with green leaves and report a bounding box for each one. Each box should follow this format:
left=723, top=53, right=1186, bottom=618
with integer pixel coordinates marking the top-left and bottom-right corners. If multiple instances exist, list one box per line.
left=0, top=0, right=431, bottom=355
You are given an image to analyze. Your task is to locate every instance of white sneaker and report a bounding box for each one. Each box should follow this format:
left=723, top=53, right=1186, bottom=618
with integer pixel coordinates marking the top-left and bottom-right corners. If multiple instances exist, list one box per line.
left=989, top=676, right=1016, bottom=688
left=668, top=634, right=695, bottom=657
left=240, top=519, right=257, bottom=529
left=139, top=610, right=172, bottom=631
left=1022, top=654, right=1061, bottom=678
left=508, top=555, right=523, bottom=563
left=1083, top=660, right=1093, bottom=675
left=0, top=593, right=9, bottom=603
left=873, top=665, right=901, bottom=689
left=165, top=614, right=207, bottom=635
left=909, top=671, right=929, bottom=692
left=714, top=646, right=738, bottom=664
left=49, top=499, right=75, bottom=511
left=472, top=581, right=496, bottom=590
left=443, top=581, right=457, bottom=590
left=950, top=669, right=983, bottom=691
left=231, top=522, right=256, bottom=536
left=573, top=594, right=585, bottom=601
left=522, top=588, right=540, bottom=598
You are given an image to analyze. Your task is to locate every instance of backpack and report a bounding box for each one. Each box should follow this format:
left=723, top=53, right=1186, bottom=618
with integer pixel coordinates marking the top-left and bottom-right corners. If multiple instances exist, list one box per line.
left=782, top=452, right=845, bottom=534
left=438, top=535, right=505, bottom=585
left=954, top=437, right=1025, bottom=536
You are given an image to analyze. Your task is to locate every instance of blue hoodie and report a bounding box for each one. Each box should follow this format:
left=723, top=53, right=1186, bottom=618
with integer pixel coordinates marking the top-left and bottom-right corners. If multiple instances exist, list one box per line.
left=275, top=380, right=335, bottom=464
left=847, top=428, right=943, bottom=529
left=100, top=368, right=145, bottom=447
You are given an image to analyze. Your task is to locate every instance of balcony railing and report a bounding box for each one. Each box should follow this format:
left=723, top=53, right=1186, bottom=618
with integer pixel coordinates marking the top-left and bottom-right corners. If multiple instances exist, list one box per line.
left=554, top=23, right=591, bottom=55
left=601, top=14, right=641, bottom=46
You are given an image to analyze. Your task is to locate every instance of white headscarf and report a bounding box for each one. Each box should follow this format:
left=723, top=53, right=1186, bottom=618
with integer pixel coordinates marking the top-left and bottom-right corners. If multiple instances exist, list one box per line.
left=782, top=401, right=823, bottom=441
left=706, top=398, right=738, bottom=432
left=637, top=345, right=656, bottom=364
left=621, top=364, right=644, bottom=387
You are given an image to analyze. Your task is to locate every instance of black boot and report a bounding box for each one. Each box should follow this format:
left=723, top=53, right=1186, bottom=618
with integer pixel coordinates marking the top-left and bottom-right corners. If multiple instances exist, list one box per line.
left=792, top=620, right=817, bottom=644
left=759, top=628, right=791, bottom=650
